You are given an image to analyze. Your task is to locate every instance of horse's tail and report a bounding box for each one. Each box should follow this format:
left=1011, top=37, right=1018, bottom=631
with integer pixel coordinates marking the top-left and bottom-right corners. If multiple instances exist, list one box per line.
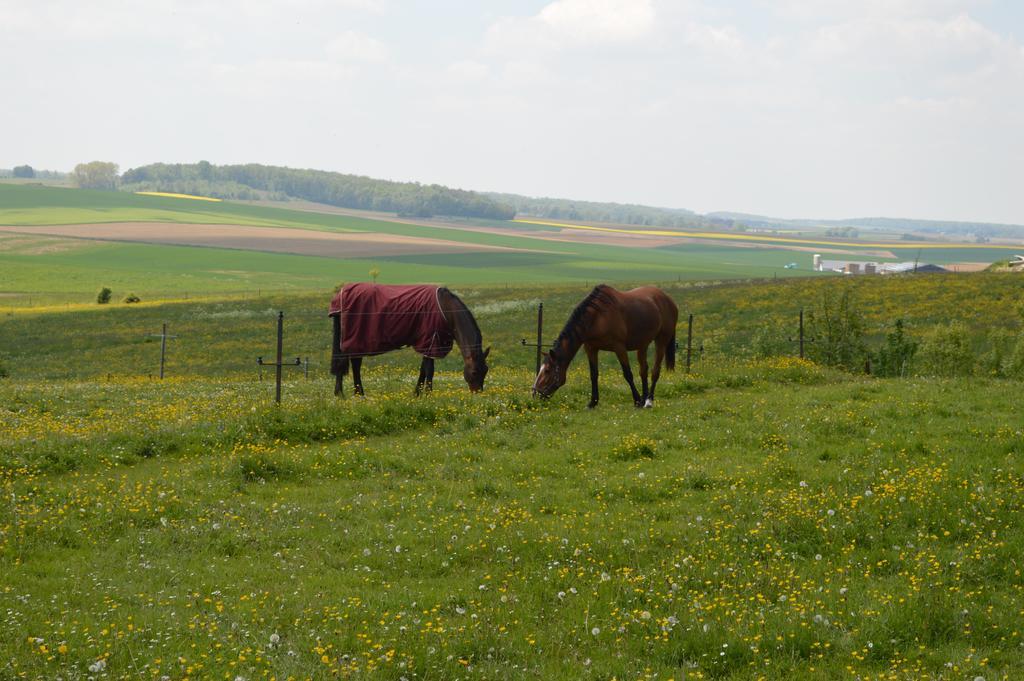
left=666, top=329, right=676, bottom=371
left=330, top=313, right=350, bottom=377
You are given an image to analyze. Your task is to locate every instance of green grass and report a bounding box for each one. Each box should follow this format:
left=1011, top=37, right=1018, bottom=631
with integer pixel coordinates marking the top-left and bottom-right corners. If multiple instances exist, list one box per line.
left=3, top=190, right=1024, bottom=678
left=3, top=274, right=1022, bottom=380
left=2, top=359, right=1022, bottom=679
left=2, top=276, right=1024, bottom=679
left=1, top=184, right=835, bottom=304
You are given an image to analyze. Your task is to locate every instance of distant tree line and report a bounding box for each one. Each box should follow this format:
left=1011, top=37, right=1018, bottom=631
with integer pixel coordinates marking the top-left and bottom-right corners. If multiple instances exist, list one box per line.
left=486, top=192, right=722, bottom=229
left=824, top=226, right=859, bottom=238
left=0, top=166, right=67, bottom=180
left=119, top=162, right=516, bottom=220
left=72, top=161, right=119, bottom=190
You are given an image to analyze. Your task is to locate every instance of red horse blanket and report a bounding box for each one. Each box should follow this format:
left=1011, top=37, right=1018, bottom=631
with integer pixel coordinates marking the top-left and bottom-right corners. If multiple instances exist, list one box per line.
left=329, top=283, right=454, bottom=359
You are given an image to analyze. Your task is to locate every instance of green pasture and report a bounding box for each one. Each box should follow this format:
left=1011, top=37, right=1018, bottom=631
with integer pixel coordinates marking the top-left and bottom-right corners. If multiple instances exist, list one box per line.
left=2, top=358, right=1023, bottom=680
left=0, top=185, right=834, bottom=305
left=3, top=184, right=1012, bottom=306
left=3, top=273, right=1024, bottom=679
left=3, top=273, right=1023, bottom=381
left=0, top=238, right=823, bottom=308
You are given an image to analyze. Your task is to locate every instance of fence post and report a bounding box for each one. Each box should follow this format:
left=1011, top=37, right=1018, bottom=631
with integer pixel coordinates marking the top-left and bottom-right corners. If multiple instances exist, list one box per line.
left=275, top=311, right=284, bottom=404
left=304, top=356, right=309, bottom=380
left=145, top=324, right=177, bottom=379
left=793, top=308, right=808, bottom=359
left=535, top=302, right=544, bottom=374
left=685, top=313, right=694, bottom=373
left=159, top=323, right=167, bottom=379
left=788, top=308, right=816, bottom=359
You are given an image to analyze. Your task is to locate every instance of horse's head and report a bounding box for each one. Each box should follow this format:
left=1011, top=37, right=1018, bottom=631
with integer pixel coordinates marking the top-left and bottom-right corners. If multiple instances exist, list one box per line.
left=463, top=346, right=490, bottom=392
left=533, top=349, right=566, bottom=398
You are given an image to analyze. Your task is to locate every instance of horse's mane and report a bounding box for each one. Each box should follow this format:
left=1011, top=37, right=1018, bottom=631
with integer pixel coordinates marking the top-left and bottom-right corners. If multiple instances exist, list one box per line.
left=553, top=285, right=613, bottom=353
left=440, top=287, right=483, bottom=353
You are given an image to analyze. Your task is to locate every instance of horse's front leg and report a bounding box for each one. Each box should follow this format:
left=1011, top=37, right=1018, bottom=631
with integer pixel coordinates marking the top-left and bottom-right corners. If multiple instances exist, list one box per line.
left=415, top=356, right=430, bottom=396
left=424, top=358, right=435, bottom=393
left=334, top=372, right=344, bottom=397
left=613, top=347, right=643, bottom=407
left=647, top=342, right=666, bottom=408
left=352, top=357, right=365, bottom=396
left=586, top=345, right=600, bottom=409
left=636, top=344, right=651, bottom=408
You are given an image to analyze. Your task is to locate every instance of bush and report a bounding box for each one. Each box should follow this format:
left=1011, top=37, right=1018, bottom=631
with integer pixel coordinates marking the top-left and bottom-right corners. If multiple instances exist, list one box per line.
left=749, top=317, right=790, bottom=358
left=123, top=293, right=141, bottom=304
left=873, top=319, right=917, bottom=377
left=96, top=287, right=112, bottom=304
left=1003, top=335, right=1024, bottom=379
left=977, top=328, right=1014, bottom=377
left=808, top=289, right=867, bottom=372
left=917, top=321, right=973, bottom=377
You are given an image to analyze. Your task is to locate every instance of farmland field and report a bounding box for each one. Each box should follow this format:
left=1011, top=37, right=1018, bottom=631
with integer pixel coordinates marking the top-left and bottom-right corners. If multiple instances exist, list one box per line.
left=3, top=184, right=1024, bottom=679
left=2, top=273, right=1024, bottom=680
left=5, top=184, right=1017, bottom=309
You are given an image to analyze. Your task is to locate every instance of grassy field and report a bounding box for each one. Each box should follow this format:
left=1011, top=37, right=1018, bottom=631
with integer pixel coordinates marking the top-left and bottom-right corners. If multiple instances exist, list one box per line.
left=4, top=186, right=1024, bottom=679
left=24, top=184, right=1019, bottom=307
left=0, top=184, right=838, bottom=306
left=2, top=339, right=1023, bottom=679
left=4, top=185, right=1017, bottom=308
left=2, top=273, right=1022, bottom=380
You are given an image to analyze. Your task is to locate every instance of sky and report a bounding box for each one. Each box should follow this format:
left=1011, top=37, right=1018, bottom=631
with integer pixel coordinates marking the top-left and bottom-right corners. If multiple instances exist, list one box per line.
left=2, top=0, right=1023, bottom=223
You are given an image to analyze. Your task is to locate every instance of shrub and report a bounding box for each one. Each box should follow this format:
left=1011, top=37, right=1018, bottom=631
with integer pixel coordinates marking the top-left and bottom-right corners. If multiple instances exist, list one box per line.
left=749, top=317, right=790, bottom=358
left=96, top=287, right=112, bottom=304
left=917, top=321, right=973, bottom=377
left=808, top=289, right=867, bottom=372
left=123, top=293, right=141, bottom=304
left=873, top=319, right=917, bottom=377
left=977, top=328, right=1014, bottom=377
left=1003, top=334, right=1024, bottom=379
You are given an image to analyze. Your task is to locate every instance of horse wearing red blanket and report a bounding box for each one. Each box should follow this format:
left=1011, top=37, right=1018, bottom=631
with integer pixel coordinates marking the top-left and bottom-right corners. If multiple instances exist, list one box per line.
left=329, top=283, right=489, bottom=396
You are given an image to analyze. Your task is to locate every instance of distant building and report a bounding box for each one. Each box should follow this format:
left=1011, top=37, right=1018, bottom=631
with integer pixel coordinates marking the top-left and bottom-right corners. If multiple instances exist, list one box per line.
left=815, top=259, right=948, bottom=275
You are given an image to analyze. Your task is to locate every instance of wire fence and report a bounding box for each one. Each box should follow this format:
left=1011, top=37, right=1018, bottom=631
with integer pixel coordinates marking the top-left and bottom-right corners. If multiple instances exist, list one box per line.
left=5, top=289, right=1004, bottom=389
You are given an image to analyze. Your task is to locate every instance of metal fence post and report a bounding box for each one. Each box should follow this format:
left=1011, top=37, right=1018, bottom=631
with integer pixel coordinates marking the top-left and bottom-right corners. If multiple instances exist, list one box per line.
left=535, top=302, right=544, bottom=374
left=145, top=324, right=177, bottom=379
left=788, top=308, right=816, bottom=359
left=799, top=308, right=805, bottom=359
left=159, top=323, right=167, bottom=379
left=275, top=311, right=284, bottom=404
left=685, top=313, right=694, bottom=373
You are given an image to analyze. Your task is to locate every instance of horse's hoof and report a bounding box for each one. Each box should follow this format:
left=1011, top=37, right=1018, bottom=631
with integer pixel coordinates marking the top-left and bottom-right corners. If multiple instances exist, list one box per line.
left=587, top=402, right=598, bottom=409
left=634, top=401, right=644, bottom=409
left=644, top=399, right=654, bottom=408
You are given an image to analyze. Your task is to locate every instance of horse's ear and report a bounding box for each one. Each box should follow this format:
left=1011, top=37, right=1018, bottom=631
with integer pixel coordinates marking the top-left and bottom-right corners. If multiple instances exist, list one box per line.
left=483, top=346, right=491, bottom=359
left=548, top=349, right=556, bottom=360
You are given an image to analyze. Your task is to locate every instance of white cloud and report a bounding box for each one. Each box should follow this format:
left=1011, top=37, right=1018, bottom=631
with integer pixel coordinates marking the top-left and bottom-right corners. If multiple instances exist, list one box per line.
left=537, top=0, right=656, bottom=44
left=2, top=0, right=1023, bottom=223
left=446, top=59, right=489, bottom=81
left=485, top=0, right=656, bottom=53
left=325, top=30, right=389, bottom=62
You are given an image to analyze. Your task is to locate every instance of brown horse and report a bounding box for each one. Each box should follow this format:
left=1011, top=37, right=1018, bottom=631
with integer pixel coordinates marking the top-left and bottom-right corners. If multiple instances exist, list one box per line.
left=330, top=283, right=489, bottom=396
left=532, top=285, right=677, bottom=408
